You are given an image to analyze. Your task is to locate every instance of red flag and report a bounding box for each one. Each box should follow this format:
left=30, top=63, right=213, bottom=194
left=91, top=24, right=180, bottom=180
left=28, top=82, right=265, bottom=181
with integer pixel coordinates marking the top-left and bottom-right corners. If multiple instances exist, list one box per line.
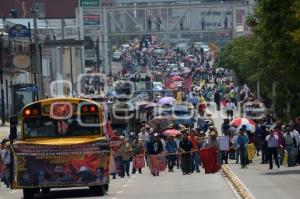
left=106, top=122, right=115, bottom=138
left=182, top=76, right=193, bottom=91
left=164, top=77, right=173, bottom=89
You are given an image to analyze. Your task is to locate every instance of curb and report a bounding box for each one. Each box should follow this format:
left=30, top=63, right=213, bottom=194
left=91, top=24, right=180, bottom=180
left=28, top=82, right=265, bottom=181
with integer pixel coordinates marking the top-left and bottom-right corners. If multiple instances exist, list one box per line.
left=220, top=165, right=256, bottom=199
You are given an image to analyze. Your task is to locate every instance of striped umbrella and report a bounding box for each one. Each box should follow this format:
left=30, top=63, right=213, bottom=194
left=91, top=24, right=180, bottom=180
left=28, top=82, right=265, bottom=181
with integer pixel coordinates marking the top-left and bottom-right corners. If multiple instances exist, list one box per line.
left=230, top=117, right=256, bottom=133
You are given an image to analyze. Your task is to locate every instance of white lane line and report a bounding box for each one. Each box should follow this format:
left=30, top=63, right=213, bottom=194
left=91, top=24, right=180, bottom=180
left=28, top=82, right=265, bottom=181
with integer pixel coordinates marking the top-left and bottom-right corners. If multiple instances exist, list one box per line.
left=10, top=190, right=18, bottom=194
left=116, top=190, right=123, bottom=194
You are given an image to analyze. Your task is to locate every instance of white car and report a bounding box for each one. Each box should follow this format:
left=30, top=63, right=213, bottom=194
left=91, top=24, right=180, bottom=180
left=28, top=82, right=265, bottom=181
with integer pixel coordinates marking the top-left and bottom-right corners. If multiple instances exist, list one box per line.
left=113, top=51, right=122, bottom=61
left=153, top=82, right=163, bottom=91
left=200, top=44, right=210, bottom=53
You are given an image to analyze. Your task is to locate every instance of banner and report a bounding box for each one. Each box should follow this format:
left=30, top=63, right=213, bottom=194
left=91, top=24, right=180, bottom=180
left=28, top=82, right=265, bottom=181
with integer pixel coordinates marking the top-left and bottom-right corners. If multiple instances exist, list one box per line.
left=218, top=136, right=229, bottom=151
left=0, top=160, right=4, bottom=178
left=199, top=147, right=218, bottom=174
left=147, top=155, right=167, bottom=172
left=182, top=76, right=193, bottom=91
left=133, top=155, right=145, bottom=169
left=12, top=140, right=110, bottom=188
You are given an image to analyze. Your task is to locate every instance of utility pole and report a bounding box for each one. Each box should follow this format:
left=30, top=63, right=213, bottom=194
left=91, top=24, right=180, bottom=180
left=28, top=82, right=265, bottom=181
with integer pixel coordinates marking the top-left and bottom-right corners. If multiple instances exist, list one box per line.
left=32, top=9, right=43, bottom=98
left=0, top=33, right=5, bottom=125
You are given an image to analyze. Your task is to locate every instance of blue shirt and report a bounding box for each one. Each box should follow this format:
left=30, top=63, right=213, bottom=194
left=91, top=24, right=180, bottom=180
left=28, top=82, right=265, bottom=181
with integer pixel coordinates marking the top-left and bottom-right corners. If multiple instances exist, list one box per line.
left=237, top=134, right=249, bottom=147
left=166, top=140, right=178, bottom=153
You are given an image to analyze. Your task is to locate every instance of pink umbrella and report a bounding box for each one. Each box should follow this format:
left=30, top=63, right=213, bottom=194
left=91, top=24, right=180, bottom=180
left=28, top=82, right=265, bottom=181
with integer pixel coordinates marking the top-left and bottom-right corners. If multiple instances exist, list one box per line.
left=162, top=129, right=181, bottom=137
left=171, top=76, right=181, bottom=81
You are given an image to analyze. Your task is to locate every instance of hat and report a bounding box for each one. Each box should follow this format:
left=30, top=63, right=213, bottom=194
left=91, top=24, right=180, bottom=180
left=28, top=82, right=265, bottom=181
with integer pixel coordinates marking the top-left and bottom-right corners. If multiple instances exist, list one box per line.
left=120, top=135, right=125, bottom=139
left=154, top=133, right=159, bottom=137
left=209, top=131, right=217, bottom=136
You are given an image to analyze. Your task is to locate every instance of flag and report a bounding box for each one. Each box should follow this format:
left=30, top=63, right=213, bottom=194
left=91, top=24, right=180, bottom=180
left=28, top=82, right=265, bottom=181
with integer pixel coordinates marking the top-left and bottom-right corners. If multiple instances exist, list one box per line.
left=105, top=122, right=115, bottom=138
left=164, top=77, right=173, bottom=89
left=182, top=76, right=193, bottom=91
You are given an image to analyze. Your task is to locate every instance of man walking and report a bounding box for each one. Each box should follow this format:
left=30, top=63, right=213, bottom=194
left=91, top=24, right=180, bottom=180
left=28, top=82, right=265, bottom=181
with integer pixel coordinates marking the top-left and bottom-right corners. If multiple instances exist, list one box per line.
left=266, top=129, right=280, bottom=169
left=179, top=131, right=193, bottom=175
left=166, top=136, right=178, bottom=172
left=237, top=129, right=249, bottom=169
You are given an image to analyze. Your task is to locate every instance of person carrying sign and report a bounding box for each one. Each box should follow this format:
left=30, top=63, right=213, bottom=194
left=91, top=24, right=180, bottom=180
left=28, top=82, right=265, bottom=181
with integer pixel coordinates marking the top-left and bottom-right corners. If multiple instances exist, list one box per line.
left=132, top=138, right=145, bottom=174
left=147, top=133, right=164, bottom=176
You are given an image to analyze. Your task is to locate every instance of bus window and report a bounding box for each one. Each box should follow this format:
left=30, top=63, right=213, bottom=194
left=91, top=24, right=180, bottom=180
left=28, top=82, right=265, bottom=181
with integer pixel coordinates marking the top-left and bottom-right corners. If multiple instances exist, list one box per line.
left=23, top=114, right=100, bottom=138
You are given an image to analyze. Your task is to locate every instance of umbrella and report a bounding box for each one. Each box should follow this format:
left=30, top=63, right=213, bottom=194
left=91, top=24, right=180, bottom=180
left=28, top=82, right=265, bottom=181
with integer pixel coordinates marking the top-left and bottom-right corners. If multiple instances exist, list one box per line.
left=144, top=102, right=158, bottom=109
left=230, top=117, right=256, bottom=132
left=149, top=116, right=172, bottom=132
left=162, top=129, right=181, bottom=137
left=183, top=68, right=191, bottom=74
left=171, top=76, right=181, bottom=81
left=158, top=97, right=176, bottom=105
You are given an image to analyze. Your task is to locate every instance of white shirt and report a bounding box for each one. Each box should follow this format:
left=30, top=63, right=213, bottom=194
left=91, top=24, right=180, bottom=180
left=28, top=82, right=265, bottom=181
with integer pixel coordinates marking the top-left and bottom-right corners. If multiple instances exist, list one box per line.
left=226, top=102, right=235, bottom=111
left=1, top=149, right=10, bottom=165
left=138, top=132, right=150, bottom=143
left=292, top=130, right=300, bottom=146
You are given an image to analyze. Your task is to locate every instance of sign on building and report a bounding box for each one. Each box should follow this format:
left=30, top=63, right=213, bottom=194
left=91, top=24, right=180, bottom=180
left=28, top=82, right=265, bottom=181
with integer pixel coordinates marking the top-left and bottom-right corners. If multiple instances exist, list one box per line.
left=8, top=24, right=31, bottom=38
left=80, top=0, right=99, bottom=7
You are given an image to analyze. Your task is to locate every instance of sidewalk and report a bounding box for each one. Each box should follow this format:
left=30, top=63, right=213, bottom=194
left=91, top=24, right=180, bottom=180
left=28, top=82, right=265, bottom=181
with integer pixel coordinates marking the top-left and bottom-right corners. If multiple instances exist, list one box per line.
left=228, top=157, right=300, bottom=199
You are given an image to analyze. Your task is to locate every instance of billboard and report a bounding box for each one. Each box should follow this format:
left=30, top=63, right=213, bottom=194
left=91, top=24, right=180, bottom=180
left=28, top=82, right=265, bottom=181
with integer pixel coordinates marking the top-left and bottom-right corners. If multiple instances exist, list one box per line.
left=0, top=0, right=77, bottom=18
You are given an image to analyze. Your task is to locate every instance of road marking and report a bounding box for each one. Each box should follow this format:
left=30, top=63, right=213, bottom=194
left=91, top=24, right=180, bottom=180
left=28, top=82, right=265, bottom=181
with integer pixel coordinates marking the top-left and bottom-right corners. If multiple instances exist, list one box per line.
left=116, top=190, right=123, bottom=194
left=10, top=190, right=18, bottom=194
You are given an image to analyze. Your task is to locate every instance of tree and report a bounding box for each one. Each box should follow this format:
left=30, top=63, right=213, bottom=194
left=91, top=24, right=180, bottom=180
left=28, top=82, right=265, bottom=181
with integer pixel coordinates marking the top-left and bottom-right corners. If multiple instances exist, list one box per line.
left=217, top=0, right=300, bottom=119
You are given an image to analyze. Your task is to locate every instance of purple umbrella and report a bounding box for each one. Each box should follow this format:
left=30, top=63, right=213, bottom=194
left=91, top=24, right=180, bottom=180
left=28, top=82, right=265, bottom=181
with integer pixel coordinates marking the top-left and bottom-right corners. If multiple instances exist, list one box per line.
left=144, top=102, right=158, bottom=109
left=183, top=68, right=191, bottom=74
left=158, top=97, right=176, bottom=105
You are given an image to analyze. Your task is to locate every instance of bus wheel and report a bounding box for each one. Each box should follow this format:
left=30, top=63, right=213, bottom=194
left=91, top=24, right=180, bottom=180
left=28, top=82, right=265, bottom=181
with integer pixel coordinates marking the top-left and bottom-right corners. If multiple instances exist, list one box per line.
left=90, top=185, right=105, bottom=196
left=23, top=188, right=35, bottom=199
left=42, top=188, right=50, bottom=194
left=104, top=184, right=109, bottom=191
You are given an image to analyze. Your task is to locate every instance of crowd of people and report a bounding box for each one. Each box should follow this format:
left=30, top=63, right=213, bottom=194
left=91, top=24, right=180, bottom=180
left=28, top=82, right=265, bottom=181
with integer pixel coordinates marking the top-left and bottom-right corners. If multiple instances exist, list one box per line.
left=1, top=37, right=300, bottom=189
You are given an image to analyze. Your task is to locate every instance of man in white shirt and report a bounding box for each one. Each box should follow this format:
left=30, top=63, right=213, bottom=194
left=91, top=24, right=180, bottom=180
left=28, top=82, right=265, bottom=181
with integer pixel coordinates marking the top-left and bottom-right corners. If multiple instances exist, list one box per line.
left=226, top=100, right=235, bottom=120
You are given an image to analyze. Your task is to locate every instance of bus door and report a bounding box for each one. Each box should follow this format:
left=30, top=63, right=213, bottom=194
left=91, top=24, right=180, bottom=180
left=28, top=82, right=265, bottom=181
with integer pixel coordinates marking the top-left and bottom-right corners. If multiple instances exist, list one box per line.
left=10, top=84, right=38, bottom=139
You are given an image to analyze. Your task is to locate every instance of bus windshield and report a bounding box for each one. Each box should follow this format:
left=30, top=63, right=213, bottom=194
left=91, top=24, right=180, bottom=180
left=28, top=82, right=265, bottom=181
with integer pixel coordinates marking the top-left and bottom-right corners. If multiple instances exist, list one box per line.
left=23, top=114, right=101, bottom=138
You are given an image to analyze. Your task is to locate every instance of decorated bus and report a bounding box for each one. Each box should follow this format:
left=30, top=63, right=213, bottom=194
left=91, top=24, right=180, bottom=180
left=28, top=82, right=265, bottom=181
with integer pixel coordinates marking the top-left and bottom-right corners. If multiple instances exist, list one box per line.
left=9, top=98, right=110, bottom=199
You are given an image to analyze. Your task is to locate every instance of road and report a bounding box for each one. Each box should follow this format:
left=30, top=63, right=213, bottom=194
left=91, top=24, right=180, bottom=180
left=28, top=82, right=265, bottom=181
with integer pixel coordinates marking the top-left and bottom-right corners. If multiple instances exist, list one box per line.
left=0, top=167, right=237, bottom=199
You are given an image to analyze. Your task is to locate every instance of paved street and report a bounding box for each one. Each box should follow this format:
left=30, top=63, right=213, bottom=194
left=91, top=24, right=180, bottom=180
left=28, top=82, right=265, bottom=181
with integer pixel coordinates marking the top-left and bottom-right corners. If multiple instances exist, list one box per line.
left=228, top=157, right=300, bottom=199
left=0, top=167, right=236, bottom=199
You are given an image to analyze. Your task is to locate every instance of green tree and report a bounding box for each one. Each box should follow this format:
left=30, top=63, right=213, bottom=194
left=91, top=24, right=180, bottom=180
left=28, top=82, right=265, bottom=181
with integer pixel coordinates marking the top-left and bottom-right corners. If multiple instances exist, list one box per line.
left=217, top=0, right=300, bottom=119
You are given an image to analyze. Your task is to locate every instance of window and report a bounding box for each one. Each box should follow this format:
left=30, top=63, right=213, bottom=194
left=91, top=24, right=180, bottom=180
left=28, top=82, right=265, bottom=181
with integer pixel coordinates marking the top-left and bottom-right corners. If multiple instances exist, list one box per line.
left=33, top=3, right=45, bottom=18
left=23, top=115, right=100, bottom=138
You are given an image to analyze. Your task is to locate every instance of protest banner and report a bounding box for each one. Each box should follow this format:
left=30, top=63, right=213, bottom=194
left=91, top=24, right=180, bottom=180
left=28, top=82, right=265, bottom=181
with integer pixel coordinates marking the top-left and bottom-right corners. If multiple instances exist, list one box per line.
left=133, top=155, right=145, bottom=169
left=147, top=155, right=167, bottom=173
left=11, top=140, right=110, bottom=188
left=218, top=136, right=230, bottom=151
left=199, top=147, right=218, bottom=174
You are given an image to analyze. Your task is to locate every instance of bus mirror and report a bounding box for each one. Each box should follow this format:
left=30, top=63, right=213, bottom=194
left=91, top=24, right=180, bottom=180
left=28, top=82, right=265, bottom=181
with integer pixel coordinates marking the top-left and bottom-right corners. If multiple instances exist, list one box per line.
left=10, top=116, right=18, bottom=140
